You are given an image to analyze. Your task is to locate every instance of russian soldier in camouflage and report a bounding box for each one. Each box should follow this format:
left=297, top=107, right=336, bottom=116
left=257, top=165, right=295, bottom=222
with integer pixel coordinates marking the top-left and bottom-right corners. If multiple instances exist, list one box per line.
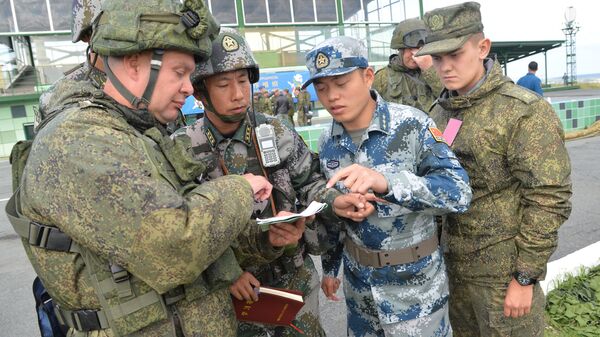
left=303, top=36, right=472, bottom=337
left=14, top=1, right=299, bottom=336
left=417, top=2, right=572, bottom=336
left=36, top=0, right=106, bottom=132
left=372, top=18, right=443, bottom=112
left=173, top=27, right=360, bottom=337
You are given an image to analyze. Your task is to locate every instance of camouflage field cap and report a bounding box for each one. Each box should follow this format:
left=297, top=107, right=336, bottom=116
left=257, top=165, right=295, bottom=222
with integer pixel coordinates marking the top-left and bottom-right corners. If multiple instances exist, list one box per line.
left=91, top=0, right=219, bottom=60
left=415, top=1, right=483, bottom=56
left=192, top=28, right=260, bottom=85
left=71, top=0, right=102, bottom=43
left=390, top=18, right=428, bottom=50
left=302, top=36, right=368, bottom=89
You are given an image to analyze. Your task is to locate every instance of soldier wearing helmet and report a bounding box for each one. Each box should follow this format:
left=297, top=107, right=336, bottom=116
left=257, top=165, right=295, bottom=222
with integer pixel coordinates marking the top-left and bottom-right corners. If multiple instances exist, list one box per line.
left=35, top=0, right=106, bottom=132
left=372, top=18, right=443, bottom=112
left=173, top=28, right=367, bottom=337
left=11, top=1, right=301, bottom=336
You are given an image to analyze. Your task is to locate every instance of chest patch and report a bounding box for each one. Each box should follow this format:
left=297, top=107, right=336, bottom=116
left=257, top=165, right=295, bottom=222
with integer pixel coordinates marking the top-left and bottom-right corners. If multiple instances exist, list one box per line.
left=428, top=126, right=447, bottom=144
left=326, top=159, right=340, bottom=170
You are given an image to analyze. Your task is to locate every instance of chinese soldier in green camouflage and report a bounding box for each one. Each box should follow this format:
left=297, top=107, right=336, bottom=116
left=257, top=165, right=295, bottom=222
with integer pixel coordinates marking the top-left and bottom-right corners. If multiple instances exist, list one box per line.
left=417, top=2, right=572, bottom=336
left=173, top=28, right=349, bottom=337
left=8, top=1, right=306, bottom=336
left=35, top=0, right=105, bottom=132
left=255, top=86, right=273, bottom=115
left=373, top=18, right=443, bottom=112
left=284, top=88, right=296, bottom=126
left=295, top=87, right=312, bottom=126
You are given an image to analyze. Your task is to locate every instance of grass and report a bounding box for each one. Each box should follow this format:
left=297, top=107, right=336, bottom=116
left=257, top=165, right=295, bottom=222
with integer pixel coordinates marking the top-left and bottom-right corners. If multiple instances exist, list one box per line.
left=544, top=265, right=600, bottom=336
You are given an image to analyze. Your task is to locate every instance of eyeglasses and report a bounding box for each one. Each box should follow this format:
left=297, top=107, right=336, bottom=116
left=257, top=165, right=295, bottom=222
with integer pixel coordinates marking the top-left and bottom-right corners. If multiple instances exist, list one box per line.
left=403, top=29, right=427, bottom=48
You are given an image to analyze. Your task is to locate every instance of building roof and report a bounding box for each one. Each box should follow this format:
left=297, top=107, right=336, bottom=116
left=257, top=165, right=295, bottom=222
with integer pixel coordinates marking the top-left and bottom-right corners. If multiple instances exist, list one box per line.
left=491, top=40, right=564, bottom=65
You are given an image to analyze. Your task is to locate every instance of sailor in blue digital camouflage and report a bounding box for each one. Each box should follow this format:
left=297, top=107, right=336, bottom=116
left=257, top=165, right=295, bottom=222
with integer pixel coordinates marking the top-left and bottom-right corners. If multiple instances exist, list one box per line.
left=372, top=18, right=443, bottom=112
left=416, top=2, right=572, bottom=336
left=35, top=0, right=106, bottom=132
left=172, top=28, right=353, bottom=337
left=303, top=36, right=472, bottom=336
left=8, top=1, right=307, bottom=336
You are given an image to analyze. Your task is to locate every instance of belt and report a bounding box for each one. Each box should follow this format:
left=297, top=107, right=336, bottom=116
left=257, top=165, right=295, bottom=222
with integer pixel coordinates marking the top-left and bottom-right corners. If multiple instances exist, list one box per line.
left=54, top=305, right=109, bottom=332
left=344, top=235, right=439, bottom=268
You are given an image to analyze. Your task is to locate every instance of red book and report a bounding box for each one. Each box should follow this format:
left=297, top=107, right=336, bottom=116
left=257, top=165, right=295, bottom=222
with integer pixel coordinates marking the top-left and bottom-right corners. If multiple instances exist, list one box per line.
left=232, top=287, right=305, bottom=331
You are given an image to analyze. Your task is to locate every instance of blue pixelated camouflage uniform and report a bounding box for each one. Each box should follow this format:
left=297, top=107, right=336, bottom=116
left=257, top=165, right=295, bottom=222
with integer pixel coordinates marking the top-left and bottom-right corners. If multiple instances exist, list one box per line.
left=319, top=91, right=472, bottom=336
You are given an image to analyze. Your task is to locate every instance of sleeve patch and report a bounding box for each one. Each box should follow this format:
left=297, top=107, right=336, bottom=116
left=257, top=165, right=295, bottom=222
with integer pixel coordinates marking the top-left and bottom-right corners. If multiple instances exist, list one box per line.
left=428, top=126, right=447, bottom=144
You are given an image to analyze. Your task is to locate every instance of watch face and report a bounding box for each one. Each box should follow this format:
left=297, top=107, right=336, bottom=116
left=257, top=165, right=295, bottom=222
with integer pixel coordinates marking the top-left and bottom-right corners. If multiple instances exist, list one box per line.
left=515, top=272, right=535, bottom=286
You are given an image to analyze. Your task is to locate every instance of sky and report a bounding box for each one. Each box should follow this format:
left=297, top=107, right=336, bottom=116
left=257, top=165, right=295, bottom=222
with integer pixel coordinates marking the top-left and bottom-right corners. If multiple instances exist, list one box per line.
left=421, top=0, right=600, bottom=82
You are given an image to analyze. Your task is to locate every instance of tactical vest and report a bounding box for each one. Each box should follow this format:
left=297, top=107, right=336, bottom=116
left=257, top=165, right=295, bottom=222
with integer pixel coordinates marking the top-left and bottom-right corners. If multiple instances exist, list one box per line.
left=7, top=95, right=240, bottom=336
left=201, top=114, right=307, bottom=281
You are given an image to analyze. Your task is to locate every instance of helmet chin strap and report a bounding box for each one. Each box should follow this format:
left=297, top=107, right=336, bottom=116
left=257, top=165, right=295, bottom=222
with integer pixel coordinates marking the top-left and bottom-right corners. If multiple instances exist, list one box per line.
left=200, top=79, right=247, bottom=123
left=103, top=50, right=164, bottom=110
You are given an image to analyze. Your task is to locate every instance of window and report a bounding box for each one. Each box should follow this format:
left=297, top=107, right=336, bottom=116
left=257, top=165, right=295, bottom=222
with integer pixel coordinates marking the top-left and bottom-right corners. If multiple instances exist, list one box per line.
left=315, top=0, right=337, bottom=22
left=49, top=0, right=71, bottom=31
left=11, top=105, right=26, bottom=118
left=292, top=0, right=314, bottom=22
left=268, top=0, right=292, bottom=23
left=23, top=123, right=34, bottom=140
left=243, top=0, right=268, bottom=24
left=14, top=0, right=51, bottom=31
left=342, top=0, right=363, bottom=22
left=208, top=0, right=237, bottom=25
left=0, top=0, right=14, bottom=32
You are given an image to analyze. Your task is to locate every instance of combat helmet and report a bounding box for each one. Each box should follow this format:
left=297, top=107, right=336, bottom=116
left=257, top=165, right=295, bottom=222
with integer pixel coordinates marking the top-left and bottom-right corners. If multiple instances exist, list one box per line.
left=193, top=28, right=260, bottom=123
left=390, top=18, right=428, bottom=49
left=192, top=28, right=259, bottom=85
left=71, top=0, right=102, bottom=43
left=91, top=0, right=219, bottom=109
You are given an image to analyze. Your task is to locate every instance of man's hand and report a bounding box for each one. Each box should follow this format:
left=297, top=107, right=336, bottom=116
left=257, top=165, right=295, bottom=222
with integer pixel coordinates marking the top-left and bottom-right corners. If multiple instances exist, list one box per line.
left=268, top=211, right=306, bottom=247
left=503, top=278, right=534, bottom=318
left=412, top=52, right=433, bottom=70
left=332, top=193, right=376, bottom=221
left=321, top=276, right=341, bottom=301
left=243, top=173, right=272, bottom=201
left=230, top=271, right=260, bottom=302
left=326, top=164, right=388, bottom=194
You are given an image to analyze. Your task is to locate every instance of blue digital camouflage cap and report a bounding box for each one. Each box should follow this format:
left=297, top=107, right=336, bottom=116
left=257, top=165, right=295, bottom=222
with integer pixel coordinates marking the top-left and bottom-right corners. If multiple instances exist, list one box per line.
left=302, top=36, right=368, bottom=89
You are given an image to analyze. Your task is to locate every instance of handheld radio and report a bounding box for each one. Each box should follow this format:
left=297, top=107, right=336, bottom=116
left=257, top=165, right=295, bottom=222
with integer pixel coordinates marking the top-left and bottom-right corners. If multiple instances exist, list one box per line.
left=255, top=124, right=280, bottom=167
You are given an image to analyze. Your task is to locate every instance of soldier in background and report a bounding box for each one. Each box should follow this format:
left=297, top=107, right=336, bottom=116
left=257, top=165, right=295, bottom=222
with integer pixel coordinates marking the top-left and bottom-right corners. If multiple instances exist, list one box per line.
left=373, top=18, right=442, bottom=112
left=417, top=2, right=572, bottom=336
left=270, top=88, right=280, bottom=114
left=304, top=36, right=472, bottom=337
left=255, top=86, right=273, bottom=115
left=35, top=0, right=105, bottom=132
left=175, top=28, right=369, bottom=337
left=295, top=87, right=312, bottom=126
left=283, top=88, right=295, bottom=126
left=10, top=1, right=304, bottom=336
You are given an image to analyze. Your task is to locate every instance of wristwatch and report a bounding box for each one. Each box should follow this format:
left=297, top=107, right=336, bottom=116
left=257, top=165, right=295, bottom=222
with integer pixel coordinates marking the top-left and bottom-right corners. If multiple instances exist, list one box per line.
left=513, top=271, right=537, bottom=286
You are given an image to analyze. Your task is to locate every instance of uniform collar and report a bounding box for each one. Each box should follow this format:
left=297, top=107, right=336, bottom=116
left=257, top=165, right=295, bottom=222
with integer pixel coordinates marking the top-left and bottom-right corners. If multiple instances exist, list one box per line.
left=203, top=115, right=253, bottom=150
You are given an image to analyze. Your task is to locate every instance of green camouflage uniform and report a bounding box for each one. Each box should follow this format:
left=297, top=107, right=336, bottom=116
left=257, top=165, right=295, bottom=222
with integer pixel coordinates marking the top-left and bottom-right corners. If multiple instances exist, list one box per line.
left=256, top=94, right=273, bottom=115
left=183, top=28, right=342, bottom=337
left=175, top=113, right=341, bottom=337
left=372, top=18, right=441, bottom=113
left=12, top=1, right=284, bottom=336
left=286, top=92, right=296, bottom=126
left=419, top=3, right=572, bottom=336
left=373, top=60, right=440, bottom=112
left=296, top=90, right=311, bottom=126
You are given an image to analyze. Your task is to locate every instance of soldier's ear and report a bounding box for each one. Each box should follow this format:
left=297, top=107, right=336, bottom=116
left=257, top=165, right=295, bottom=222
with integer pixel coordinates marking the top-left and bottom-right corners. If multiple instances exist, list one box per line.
left=363, top=67, right=375, bottom=87
left=477, top=38, right=491, bottom=60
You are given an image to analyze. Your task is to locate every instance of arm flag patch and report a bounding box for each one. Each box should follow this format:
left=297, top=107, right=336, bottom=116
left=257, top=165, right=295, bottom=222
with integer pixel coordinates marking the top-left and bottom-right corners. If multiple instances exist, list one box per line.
left=428, top=126, right=447, bottom=144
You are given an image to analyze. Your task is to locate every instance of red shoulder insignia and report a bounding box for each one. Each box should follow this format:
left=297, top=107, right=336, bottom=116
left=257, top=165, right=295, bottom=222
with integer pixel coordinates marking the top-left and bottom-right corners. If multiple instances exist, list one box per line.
left=429, top=126, right=447, bottom=144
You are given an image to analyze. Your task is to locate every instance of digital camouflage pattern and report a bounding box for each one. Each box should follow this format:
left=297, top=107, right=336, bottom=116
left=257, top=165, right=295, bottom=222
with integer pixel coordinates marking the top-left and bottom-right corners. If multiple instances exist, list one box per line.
left=430, top=58, right=571, bottom=336
left=35, top=61, right=106, bottom=132
left=71, top=0, right=102, bottom=43
left=191, top=27, right=259, bottom=85
left=173, top=113, right=343, bottom=337
left=302, top=36, right=368, bottom=89
left=255, top=94, right=273, bottom=115
left=296, top=90, right=311, bottom=126
left=319, top=90, right=472, bottom=336
left=372, top=56, right=441, bottom=112
left=20, top=77, right=285, bottom=335
left=416, top=2, right=484, bottom=57
left=91, top=0, right=219, bottom=59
